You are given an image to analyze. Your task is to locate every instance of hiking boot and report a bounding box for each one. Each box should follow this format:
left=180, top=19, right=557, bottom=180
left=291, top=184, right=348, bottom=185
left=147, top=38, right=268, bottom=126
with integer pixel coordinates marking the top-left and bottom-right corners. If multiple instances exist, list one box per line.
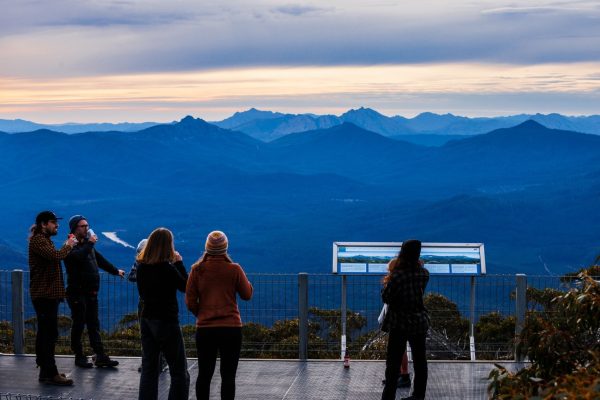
left=397, top=374, right=411, bottom=388
left=44, top=374, right=73, bottom=386
left=93, top=353, right=119, bottom=367
left=75, top=355, right=93, bottom=368
left=39, top=372, right=66, bottom=382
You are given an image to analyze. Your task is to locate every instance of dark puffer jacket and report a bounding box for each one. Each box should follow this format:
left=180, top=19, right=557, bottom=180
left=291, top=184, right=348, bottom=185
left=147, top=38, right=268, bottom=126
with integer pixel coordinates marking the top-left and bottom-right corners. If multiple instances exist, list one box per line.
left=64, top=240, right=119, bottom=295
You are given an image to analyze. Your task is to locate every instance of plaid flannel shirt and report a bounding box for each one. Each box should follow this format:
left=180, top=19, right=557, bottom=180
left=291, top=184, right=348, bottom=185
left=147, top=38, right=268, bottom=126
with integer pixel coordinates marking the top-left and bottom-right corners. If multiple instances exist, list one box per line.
left=28, top=233, right=72, bottom=300
left=381, top=265, right=430, bottom=335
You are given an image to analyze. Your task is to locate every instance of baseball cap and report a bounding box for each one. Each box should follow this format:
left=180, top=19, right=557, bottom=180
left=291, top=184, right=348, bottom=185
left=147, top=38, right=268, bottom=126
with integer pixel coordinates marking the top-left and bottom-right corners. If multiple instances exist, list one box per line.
left=35, top=211, right=63, bottom=224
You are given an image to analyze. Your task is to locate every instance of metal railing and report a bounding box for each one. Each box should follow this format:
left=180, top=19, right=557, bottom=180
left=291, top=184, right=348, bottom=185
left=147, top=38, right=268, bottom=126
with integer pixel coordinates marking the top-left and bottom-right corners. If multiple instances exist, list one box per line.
left=0, top=394, right=86, bottom=400
left=0, top=269, right=568, bottom=360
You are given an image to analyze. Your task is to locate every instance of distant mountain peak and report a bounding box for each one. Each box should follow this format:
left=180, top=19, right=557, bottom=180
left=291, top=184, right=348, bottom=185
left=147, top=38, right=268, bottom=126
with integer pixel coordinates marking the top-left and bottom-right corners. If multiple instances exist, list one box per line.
left=180, top=115, right=197, bottom=123
left=213, top=108, right=285, bottom=130
left=236, top=108, right=283, bottom=117
left=343, top=107, right=383, bottom=117
left=177, top=115, right=209, bottom=126
left=515, top=119, right=547, bottom=129
left=416, top=112, right=438, bottom=117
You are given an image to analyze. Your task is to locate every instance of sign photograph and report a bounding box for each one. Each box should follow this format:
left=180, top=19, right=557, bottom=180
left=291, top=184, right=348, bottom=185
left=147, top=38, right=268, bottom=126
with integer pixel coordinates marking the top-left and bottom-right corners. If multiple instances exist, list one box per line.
left=333, top=242, right=486, bottom=275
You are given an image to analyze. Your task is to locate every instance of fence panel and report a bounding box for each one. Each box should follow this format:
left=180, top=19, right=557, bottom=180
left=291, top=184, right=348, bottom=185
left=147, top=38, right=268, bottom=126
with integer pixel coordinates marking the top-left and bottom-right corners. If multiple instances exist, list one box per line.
left=0, top=270, right=578, bottom=360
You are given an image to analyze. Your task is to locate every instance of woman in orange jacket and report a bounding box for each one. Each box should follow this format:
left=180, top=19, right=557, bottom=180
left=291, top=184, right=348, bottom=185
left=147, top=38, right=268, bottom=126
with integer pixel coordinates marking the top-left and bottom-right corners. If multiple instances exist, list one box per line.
left=185, top=230, right=253, bottom=400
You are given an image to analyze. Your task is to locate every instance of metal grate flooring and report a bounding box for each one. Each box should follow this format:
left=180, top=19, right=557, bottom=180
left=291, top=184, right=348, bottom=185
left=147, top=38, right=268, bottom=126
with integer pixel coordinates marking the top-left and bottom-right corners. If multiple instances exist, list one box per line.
left=0, top=354, right=527, bottom=399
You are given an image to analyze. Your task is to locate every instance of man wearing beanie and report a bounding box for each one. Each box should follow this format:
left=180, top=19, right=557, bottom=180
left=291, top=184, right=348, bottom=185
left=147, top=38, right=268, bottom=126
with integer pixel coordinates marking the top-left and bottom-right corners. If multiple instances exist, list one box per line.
left=64, top=215, right=125, bottom=368
left=186, top=230, right=253, bottom=400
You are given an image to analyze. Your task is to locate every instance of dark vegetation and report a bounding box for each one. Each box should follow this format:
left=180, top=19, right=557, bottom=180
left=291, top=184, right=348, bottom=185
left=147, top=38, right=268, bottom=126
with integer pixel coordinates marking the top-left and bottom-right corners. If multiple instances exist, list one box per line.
left=488, top=264, right=600, bottom=398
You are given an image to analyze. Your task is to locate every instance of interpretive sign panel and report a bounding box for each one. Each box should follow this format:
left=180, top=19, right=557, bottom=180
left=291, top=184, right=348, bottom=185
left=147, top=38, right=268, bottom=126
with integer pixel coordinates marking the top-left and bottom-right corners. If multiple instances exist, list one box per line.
left=332, top=242, right=486, bottom=275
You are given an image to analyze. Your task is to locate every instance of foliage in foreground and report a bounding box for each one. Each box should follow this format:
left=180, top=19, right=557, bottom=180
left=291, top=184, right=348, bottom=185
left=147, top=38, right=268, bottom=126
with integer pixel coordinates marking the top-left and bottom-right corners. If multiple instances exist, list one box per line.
left=488, top=266, right=600, bottom=399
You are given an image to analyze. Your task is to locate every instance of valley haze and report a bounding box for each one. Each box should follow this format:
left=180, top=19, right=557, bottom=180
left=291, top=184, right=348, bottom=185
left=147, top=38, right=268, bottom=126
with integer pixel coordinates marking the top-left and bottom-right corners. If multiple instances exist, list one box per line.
left=1, top=111, right=599, bottom=277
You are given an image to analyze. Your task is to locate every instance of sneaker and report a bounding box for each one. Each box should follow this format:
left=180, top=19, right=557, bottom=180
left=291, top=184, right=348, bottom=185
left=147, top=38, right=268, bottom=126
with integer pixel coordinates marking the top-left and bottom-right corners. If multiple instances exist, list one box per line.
left=75, top=355, right=93, bottom=368
left=397, top=374, right=411, bottom=388
left=400, top=396, right=424, bottom=400
left=44, top=374, right=73, bottom=386
left=93, top=354, right=119, bottom=368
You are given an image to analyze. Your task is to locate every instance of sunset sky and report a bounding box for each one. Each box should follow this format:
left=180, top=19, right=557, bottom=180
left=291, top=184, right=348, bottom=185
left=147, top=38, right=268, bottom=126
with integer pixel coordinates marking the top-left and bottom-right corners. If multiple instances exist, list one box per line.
left=1, top=0, right=599, bottom=123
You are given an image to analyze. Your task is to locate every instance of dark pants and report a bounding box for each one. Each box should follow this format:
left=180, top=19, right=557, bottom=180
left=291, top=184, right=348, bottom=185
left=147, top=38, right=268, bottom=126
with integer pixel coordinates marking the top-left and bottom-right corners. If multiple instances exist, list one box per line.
left=67, top=292, right=104, bottom=356
left=195, top=327, right=242, bottom=400
left=139, top=318, right=189, bottom=400
left=32, top=298, right=60, bottom=378
left=382, top=329, right=428, bottom=400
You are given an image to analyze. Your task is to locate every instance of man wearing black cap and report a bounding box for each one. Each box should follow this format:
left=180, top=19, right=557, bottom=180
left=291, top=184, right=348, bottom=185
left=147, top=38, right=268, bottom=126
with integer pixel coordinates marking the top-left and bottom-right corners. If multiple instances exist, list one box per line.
left=28, top=210, right=77, bottom=385
left=64, top=215, right=125, bottom=368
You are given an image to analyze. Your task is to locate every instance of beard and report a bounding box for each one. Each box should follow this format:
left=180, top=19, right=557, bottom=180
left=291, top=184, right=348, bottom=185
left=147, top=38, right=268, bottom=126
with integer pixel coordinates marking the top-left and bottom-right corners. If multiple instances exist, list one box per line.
left=45, top=226, right=58, bottom=236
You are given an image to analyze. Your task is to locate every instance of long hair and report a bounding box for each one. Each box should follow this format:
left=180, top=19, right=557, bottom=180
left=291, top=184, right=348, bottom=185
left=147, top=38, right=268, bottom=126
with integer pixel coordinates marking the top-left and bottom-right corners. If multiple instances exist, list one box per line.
left=383, top=257, right=404, bottom=285
left=136, top=228, right=176, bottom=265
left=28, top=223, right=43, bottom=240
left=191, top=251, right=233, bottom=271
left=382, top=243, right=421, bottom=285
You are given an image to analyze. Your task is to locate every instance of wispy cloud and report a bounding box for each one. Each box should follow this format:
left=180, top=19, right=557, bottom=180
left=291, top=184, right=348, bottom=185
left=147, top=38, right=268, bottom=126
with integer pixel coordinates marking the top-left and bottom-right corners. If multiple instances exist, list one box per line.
left=1, top=0, right=599, bottom=121
left=1, top=0, right=599, bottom=79
left=482, top=0, right=600, bottom=15
left=272, top=5, right=332, bottom=16
left=2, top=63, right=599, bottom=122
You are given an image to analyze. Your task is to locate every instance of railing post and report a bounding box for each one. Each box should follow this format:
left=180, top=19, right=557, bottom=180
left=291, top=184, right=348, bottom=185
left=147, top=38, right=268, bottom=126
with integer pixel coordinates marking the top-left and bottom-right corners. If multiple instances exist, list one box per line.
left=515, top=274, right=527, bottom=361
left=298, top=273, right=308, bottom=360
left=12, top=269, right=25, bottom=355
left=469, top=275, right=476, bottom=361
left=340, top=274, right=347, bottom=360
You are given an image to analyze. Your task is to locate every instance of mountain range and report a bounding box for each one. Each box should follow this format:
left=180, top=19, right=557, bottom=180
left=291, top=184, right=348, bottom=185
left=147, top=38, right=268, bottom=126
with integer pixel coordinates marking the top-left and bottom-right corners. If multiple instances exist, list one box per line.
left=3, top=108, right=600, bottom=146
left=0, top=119, right=163, bottom=134
left=211, top=108, right=600, bottom=143
left=1, top=117, right=599, bottom=276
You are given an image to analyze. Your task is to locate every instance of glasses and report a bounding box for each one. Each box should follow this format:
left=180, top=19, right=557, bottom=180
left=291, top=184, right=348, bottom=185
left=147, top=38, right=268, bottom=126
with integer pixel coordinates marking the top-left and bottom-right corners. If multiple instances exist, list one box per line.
left=77, top=224, right=89, bottom=228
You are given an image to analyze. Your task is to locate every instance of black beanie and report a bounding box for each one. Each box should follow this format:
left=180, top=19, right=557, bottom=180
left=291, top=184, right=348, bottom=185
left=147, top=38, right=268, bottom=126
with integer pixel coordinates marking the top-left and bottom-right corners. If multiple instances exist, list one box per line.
left=399, top=239, right=422, bottom=264
left=68, top=215, right=86, bottom=233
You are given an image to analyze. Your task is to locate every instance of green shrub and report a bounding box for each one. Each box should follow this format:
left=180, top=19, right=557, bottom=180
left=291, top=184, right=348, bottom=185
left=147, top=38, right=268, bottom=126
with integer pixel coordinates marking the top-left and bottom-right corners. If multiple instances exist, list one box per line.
left=488, top=266, right=600, bottom=398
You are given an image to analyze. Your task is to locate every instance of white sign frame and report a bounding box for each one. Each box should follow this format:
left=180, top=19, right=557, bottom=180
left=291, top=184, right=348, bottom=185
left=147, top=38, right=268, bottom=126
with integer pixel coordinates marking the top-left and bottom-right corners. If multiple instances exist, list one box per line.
left=332, top=242, right=486, bottom=275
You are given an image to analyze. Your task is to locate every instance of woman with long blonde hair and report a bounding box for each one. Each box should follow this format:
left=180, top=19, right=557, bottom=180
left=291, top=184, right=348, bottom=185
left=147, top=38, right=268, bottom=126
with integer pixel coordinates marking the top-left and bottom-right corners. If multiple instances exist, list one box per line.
left=136, top=228, right=189, bottom=400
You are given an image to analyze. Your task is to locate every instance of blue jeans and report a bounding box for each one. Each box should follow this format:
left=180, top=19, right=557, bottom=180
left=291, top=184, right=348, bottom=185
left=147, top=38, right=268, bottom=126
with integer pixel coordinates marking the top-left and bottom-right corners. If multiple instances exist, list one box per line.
left=139, top=318, right=189, bottom=400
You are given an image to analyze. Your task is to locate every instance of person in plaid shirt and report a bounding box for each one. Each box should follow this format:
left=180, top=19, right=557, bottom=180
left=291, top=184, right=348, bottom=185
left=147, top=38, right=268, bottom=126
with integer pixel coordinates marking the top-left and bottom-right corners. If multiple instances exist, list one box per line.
left=28, top=210, right=77, bottom=386
left=381, top=239, right=430, bottom=400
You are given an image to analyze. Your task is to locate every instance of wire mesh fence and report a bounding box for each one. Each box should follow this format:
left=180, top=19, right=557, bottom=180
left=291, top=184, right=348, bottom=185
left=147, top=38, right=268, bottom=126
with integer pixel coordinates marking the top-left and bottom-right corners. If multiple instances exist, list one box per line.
left=0, top=270, right=574, bottom=360
left=0, top=271, right=12, bottom=353
left=0, top=394, right=88, bottom=400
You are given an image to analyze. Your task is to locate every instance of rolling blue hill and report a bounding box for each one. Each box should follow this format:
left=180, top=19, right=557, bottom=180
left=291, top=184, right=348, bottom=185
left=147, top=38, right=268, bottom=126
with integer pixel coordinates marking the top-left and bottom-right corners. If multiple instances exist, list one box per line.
left=1, top=117, right=598, bottom=276
left=0, top=119, right=162, bottom=134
